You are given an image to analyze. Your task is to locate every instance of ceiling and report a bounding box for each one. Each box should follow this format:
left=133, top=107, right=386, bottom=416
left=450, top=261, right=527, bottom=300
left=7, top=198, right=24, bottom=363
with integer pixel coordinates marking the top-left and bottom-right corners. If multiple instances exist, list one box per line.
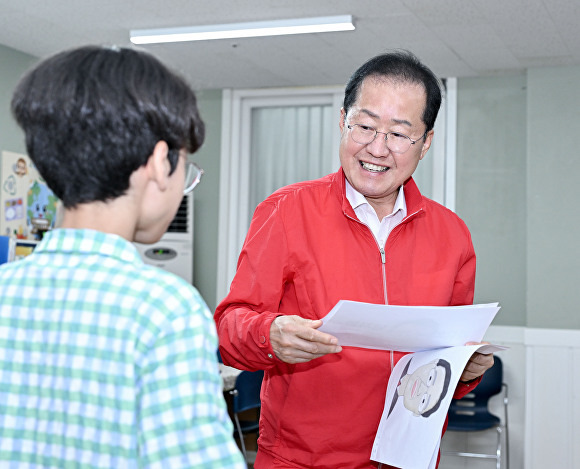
left=0, top=0, right=579, bottom=90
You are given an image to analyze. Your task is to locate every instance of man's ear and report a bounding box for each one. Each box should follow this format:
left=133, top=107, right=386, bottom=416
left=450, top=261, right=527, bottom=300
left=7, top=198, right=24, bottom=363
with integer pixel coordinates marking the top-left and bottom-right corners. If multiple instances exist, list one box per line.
left=419, top=130, right=434, bottom=161
left=145, top=141, right=171, bottom=191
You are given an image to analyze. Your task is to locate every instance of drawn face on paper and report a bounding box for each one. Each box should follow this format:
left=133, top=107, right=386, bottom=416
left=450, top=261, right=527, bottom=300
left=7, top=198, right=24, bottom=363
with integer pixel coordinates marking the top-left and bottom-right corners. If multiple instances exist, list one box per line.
left=397, top=359, right=450, bottom=417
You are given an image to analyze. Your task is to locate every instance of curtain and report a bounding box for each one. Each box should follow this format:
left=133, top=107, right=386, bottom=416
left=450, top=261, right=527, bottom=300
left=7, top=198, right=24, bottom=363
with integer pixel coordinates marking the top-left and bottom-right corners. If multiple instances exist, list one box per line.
left=249, top=104, right=335, bottom=216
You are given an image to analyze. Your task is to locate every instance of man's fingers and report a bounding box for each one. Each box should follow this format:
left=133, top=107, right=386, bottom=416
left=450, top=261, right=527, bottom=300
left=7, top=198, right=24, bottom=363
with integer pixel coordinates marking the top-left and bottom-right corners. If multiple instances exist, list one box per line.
left=460, top=352, right=494, bottom=382
left=297, top=325, right=339, bottom=345
left=276, top=316, right=339, bottom=346
left=271, top=315, right=342, bottom=364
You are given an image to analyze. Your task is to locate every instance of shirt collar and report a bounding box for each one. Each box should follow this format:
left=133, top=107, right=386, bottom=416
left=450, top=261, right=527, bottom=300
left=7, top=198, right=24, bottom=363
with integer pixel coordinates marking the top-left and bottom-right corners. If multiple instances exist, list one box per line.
left=345, top=178, right=407, bottom=218
left=36, top=228, right=142, bottom=264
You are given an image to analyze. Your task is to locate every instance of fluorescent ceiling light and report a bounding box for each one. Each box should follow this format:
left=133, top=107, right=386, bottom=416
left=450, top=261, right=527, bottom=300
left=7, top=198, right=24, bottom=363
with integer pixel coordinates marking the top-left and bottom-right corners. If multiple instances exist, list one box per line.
left=130, top=15, right=354, bottom=45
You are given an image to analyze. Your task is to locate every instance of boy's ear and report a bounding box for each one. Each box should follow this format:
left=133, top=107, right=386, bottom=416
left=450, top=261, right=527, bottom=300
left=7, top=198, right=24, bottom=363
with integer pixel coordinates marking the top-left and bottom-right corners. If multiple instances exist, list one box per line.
left=146, top=141, right=171, bottom=191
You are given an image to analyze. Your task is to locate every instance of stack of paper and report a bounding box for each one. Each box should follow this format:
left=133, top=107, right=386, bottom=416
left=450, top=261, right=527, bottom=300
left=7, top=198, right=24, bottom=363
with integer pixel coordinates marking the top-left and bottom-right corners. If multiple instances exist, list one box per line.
left=319, top=301, right=505, bottom=469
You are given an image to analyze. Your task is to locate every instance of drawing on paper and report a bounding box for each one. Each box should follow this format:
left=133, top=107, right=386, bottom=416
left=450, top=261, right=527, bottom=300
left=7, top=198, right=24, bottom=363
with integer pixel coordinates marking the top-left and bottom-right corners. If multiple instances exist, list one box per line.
left=387, top=358, right=452, bottom=419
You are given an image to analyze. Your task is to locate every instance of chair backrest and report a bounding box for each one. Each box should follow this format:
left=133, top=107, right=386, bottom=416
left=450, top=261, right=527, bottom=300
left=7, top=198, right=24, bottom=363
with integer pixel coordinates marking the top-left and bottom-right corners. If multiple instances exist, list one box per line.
left=449, top=355, right=504, bottom=416
left=471, top=355, right=503, bottom=399
left=232, top=370, right=264, bottom=414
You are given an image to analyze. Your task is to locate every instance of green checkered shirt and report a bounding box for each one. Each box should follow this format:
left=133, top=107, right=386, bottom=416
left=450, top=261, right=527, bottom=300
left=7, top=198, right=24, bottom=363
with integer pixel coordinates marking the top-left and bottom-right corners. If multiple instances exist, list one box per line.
left=0, top=228, right=245, bottom=468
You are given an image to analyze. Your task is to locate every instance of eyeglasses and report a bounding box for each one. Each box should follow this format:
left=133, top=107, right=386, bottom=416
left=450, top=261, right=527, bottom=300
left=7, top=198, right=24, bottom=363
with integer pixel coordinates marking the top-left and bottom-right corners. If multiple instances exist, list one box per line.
left=347, top=124, right=426, bottom=154
left=183, top=161, right=204, bottom=195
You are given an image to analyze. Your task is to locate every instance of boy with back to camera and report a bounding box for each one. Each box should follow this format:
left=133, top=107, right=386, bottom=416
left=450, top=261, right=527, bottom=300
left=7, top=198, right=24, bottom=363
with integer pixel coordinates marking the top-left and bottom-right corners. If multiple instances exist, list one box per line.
left=0, top=45, right=246, bottom=468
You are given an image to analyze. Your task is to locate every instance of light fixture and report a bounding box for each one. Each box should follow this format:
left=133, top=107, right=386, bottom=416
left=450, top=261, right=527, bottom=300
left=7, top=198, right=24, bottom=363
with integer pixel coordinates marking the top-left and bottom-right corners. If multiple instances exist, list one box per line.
left=130, top=15, right=354, bottom=45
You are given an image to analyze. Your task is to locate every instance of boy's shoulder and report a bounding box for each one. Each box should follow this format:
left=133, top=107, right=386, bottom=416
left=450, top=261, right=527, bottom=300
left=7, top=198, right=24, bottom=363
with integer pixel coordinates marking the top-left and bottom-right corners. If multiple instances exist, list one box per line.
left=129, top=264, right=214, bottom=352
left=136, top=261, right=203, bottom=306
left=1, top=229, right=208, bottom=325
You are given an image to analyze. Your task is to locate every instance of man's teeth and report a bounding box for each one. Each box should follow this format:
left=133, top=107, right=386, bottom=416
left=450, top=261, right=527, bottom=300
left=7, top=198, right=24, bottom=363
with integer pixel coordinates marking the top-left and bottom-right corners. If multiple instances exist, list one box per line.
left=361, top=161, right=388, bottom=172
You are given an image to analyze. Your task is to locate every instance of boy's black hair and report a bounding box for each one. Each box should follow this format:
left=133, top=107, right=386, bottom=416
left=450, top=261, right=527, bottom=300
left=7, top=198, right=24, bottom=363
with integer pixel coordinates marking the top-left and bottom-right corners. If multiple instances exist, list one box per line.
left=11, top=45, right=205, bottom=208
left=343, top=50, right=442, bottom=134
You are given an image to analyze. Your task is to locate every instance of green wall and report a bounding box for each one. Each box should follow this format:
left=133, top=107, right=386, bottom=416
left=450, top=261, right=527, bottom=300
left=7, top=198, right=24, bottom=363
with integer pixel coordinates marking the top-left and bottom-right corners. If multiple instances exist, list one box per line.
left=456, top=74, right=527, bottom=326
left=0, top=44, right=36, bottom=155
left=456, top=67, right=580, bottom=329
left=190, top=89, right=222, bottom=311
left=526, top=66, right=580, bottom=329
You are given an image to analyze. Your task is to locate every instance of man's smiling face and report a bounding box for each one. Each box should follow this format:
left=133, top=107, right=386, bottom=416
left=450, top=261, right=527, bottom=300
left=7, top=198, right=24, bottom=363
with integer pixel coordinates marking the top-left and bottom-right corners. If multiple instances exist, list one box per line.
left=339, top=76, right=433, bottom=218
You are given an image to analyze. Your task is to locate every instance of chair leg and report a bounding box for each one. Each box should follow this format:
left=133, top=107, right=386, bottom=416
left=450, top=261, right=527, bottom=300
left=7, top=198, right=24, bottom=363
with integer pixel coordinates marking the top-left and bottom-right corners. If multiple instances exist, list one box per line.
left=233, top=414, right=247, bottom=462
left=504, top=410, right=509, bottom=468
left=503, top=383, right=510, bottom=469
left=505, top=424, right=510, bottom=469
left=496, top=426, right=502, bottom=469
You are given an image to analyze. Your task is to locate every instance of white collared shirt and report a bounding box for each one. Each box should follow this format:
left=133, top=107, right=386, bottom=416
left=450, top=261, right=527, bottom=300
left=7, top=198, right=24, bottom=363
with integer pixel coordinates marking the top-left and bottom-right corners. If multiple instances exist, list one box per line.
left=345, top=179, right=407, bottom=248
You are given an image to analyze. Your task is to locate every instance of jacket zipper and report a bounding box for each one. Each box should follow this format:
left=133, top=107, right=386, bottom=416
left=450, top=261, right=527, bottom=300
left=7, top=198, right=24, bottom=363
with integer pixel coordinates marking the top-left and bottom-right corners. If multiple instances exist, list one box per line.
left=345, top=213, right=389, bottom=302
left=379, top=246, right=388, bottom=304
left=378, top=246, right=394, bottom=376
left=383, top=208, right=422, bottom=373
left=345, top=207, right=423, bottom=374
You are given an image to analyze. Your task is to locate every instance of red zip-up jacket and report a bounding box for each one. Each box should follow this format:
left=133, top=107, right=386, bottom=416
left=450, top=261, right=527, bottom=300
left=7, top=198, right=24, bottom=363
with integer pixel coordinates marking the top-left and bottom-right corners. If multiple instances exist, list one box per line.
left=215, top=169, right=477, bottom=468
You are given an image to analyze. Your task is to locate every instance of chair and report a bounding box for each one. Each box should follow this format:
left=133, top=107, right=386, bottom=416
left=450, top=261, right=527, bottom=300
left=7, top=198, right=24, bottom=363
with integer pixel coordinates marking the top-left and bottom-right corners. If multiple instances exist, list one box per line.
left=444, top=355, right=509, bottom=469
left=229, top=369, right=264, bottom=461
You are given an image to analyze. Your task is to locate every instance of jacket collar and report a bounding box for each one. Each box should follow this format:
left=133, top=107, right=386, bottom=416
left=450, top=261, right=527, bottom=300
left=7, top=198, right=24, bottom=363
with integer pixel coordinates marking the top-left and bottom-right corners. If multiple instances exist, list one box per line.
left=334, top=168, right=425, bottom=219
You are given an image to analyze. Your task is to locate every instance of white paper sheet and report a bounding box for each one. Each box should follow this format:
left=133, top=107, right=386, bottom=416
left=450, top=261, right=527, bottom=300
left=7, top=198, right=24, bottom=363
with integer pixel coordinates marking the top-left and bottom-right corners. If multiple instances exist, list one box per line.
left=318, top=300, right=500, bottom=352
left=370, top=343, right=506, bottom=468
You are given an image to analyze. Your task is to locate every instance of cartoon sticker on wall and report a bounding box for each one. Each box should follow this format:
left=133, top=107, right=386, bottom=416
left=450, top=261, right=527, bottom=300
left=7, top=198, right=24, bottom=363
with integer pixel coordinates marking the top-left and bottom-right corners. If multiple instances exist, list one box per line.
left=1, top=150, right=59, bottom=240
left=3, top=175, right=17, bottom=196
left=13, top=157, right=28, bottom=177
left=4, top=198, right=24, bottom=222
left=27, top=180, right=58, bottom=239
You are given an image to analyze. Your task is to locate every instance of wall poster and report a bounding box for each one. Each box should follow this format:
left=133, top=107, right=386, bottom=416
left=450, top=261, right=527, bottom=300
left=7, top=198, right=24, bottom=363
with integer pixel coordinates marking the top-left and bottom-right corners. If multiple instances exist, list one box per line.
left=1, top=150, right=59, bottom=242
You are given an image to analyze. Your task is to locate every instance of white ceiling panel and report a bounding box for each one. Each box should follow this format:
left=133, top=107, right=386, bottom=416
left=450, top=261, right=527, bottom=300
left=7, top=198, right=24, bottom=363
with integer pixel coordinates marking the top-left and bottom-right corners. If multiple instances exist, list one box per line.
left=0, top=0, right=578, bottom=89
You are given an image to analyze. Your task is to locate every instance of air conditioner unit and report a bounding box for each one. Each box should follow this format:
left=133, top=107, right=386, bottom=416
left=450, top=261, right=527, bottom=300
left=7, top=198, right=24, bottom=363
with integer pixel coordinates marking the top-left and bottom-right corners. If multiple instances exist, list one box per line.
left=133, top=193, right=194, bottom=284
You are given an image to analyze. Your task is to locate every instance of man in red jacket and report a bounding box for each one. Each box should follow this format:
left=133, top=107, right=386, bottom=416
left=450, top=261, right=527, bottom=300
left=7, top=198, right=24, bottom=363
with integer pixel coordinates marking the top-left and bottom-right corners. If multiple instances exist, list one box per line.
left=215, top=50, right=493, bottom=468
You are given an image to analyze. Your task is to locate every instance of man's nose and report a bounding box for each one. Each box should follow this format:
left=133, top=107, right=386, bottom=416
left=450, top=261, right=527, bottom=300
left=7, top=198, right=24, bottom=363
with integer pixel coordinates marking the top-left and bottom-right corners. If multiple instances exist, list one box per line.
left=366, top=134, right=390, bottom=157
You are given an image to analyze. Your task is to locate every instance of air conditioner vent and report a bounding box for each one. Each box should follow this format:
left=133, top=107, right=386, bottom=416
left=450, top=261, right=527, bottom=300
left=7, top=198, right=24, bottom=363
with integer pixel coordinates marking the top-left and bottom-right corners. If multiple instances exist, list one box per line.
left=134, top=193, right=193, bottom=283
left=167, top=195, right=189, bottom=233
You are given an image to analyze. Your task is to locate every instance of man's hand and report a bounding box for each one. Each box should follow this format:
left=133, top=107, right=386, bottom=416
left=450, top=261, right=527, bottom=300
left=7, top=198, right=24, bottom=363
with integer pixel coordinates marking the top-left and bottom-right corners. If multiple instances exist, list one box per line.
left=270, top=315, right=342, bottom=364
left=460, top=342, right=495, bottom=382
